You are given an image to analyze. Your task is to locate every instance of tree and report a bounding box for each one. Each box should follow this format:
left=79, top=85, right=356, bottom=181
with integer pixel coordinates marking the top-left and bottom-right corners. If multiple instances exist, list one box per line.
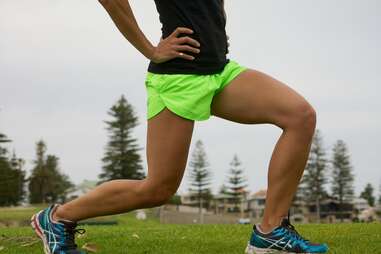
left=0, top=134, right=12, bottom=206
left=292, top=180, right=306, bottom=213
left=225, top=154, right=247, bottom=211
left=331, top=140, right=355, bottom=221
left=0, top=133, right=11, bottom=158
left=99, top=95, right=145, bottom=183
left=302, top=130, right=328, bottom=222
left=168, top=194, right=182, bottom=207
left=0, top=133, right=26, bottom=206
left=8, top=152, right=26, bottom=204
left=29, top=140, right=74, bottom=204
left=29, top=141, right=48, bottom=203
left=219, top=184, right=228, bottom=195
left=360, top=183, right=375, bottom=207
left=45, top=155, right=74, bottom=203
left=188, top=140, right=212, bottom=223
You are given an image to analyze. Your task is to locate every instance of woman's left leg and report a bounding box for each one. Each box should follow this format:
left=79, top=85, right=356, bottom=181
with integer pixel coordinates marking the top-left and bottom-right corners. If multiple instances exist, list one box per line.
left=211, top=69, right=316, bottom=233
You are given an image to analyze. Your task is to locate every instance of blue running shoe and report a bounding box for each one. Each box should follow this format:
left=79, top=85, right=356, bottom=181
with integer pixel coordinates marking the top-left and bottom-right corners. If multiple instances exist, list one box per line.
left=245, top=218, right=328, bottom=253
left=31, top=204, right=86, bottom=254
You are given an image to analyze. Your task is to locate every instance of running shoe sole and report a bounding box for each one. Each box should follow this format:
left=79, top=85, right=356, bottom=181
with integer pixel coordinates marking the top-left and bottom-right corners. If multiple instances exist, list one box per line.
left=245, top=243, right=313, bottom=254
left=31, top=212, right=51, bottom=254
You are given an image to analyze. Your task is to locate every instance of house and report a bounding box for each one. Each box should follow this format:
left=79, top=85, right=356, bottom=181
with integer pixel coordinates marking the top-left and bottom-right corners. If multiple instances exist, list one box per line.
left=211, top=193, right=237, bottom=214
left=290, top=200, right=309, bottom=223
left=180, top=193, right=199, bottom=207
left=307, top=198, right=354, bottom=223
left=358, top=207, right=379, bottom=222
left=353, top=198, right=370, bottom=212
left=207, top=189, right=250, bottom=215
left=246, top=190, right=267, bottom=219
left=353, top=198, right=379, bottom=222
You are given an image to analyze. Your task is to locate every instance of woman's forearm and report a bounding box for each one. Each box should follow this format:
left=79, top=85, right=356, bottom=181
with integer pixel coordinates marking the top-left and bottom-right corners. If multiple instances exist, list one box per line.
left=99, top=0, right=155, bottom=60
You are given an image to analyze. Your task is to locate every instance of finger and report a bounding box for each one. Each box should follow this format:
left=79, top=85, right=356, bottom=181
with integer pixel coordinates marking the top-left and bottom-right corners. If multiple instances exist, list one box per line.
left=176, top=36, right=200, bottom=47
left=174, top=45, right=200, bottom=54
left=170, top=27, right=194, bottom=38
left=175, top=51, right=195, bottom=61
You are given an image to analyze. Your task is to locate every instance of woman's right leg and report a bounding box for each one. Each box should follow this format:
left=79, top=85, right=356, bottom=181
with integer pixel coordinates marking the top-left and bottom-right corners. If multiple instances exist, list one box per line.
left=54, top=108, right=195, bottom=222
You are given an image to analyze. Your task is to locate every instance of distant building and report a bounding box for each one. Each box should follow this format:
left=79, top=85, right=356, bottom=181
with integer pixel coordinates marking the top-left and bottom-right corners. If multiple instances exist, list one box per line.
left=181, top=189, right=380, bottom=224
left=307, top=198, right=354, bottom=223
left=353, top=198, right=370, bottom=212
left=211, top=193, right=237, bottom=214
left=180, top=192, right=214, bottom=210
left=180, top=193, right=200, bottom=207
left=358, top=207, right=379, bottom=222
left=246, top=190, right=356, bottom=223
left=290, top=200, right=309, bottom=223
left=246, top=190, right=267, bottom=219
left=353, top=198, right=379, bottom=222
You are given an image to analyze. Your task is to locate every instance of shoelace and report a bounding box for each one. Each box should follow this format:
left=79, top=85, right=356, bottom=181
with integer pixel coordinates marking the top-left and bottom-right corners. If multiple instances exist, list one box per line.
left=62, top=224, right=86, bottom=250
left=282, top=216, right=309, bottom=244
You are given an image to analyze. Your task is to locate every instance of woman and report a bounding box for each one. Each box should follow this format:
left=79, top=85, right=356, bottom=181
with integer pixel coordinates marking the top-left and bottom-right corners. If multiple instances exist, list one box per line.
left=31, top=0, right=328, bottom=253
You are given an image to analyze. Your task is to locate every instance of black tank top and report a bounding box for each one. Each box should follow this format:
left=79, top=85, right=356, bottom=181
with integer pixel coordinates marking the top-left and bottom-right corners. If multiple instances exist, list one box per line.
left=148, top=0, right=229, bottom=75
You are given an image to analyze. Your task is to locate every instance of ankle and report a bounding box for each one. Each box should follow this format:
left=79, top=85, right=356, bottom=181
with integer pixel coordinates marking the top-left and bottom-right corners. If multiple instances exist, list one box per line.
left=259, top=217, right=284, bottom=233
left=258, top=223, right=277, bottom=234
left=52, top=205, right=73, bottom=223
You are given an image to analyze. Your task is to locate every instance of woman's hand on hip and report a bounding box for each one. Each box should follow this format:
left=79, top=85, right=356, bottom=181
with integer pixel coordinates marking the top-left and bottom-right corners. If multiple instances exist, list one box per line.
left=150, top=27, right=201, bottom=64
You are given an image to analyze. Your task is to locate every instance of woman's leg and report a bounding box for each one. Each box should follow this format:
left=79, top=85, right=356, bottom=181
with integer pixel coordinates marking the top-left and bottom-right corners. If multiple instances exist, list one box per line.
left=54, top=108, right=194, bottom=222
left=211, top=69, right=316, bottom=233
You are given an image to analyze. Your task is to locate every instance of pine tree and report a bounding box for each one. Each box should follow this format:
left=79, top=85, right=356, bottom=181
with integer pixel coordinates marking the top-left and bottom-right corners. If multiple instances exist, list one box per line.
left=99, top=95, right=144, bottom=183
left=302, top=129, right=328, bottom=222
left=360, top=183, right=375, bottom=207
left=0, top=134, right=26, bottom=206
left=331, top=139, right=354, bottom=221
left=44, top=155, right=74, bottom=203
left=0, top=133, right=10, bottom=204
left=188, top=140, right=212, bottom=222
left=225, top=154, right=247, bottom=211
left=219, top=184, right=228, bottom=195
left=29, top=141, right=48, bottom=203
left=0, top=133, right=11, bottom=157
left=0, top=134, right=12, bottom=206
left=29, top=140, right=74, bottom=204
left=8, top=152, right=26, bottom=204
left=292, top=180, right=306, bottom=212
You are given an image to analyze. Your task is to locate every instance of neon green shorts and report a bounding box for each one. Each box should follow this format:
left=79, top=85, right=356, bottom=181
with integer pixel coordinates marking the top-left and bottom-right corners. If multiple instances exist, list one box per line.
left=144, top=60, right=248, bottom=121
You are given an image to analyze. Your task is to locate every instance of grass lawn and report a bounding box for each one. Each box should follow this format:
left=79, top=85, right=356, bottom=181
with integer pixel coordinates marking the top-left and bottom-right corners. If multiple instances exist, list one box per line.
left=1, top=207, right=380, bottom=253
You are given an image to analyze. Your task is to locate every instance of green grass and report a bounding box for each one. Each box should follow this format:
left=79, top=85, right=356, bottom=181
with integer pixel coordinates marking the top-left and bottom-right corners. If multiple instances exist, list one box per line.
left=0, top=207, right=381, bottom=253
left=0, top=206, right=45, bottom=223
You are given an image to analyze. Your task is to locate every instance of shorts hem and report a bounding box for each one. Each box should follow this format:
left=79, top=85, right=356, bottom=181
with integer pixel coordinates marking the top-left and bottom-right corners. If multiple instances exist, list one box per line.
left=147, top=101, right=210, bottom=121
left=214, top=64, right=248, bottom=96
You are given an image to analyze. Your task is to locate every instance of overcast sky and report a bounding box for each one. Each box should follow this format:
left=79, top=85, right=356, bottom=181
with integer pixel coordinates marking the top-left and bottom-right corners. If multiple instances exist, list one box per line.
left=1, top=0, right=380, bottom=196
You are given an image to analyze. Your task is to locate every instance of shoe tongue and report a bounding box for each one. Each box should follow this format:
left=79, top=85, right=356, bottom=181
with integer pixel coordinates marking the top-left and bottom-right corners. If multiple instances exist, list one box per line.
left=280, top=217, right=291, bottom=227
left=58, top=219, right=77, bottom=228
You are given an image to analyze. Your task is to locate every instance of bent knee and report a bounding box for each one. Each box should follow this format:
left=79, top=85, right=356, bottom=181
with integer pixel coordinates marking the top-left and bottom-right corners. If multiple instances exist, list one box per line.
left=150, top=187, right=176, bottom=206
left=286, top=102, right=316, bottom=133
left=140, top=183, right=177, bottom=207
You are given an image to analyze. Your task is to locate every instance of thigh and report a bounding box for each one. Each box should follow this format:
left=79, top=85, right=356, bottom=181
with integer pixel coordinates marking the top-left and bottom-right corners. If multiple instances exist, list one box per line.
left=146, top=107, right=195, bottom=191
left=211, top=69, right=312, bottom=128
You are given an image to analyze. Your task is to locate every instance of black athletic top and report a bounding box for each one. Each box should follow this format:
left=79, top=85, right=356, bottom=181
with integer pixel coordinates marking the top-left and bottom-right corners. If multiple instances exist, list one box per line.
left=148, top=0, right=229, bottom=75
